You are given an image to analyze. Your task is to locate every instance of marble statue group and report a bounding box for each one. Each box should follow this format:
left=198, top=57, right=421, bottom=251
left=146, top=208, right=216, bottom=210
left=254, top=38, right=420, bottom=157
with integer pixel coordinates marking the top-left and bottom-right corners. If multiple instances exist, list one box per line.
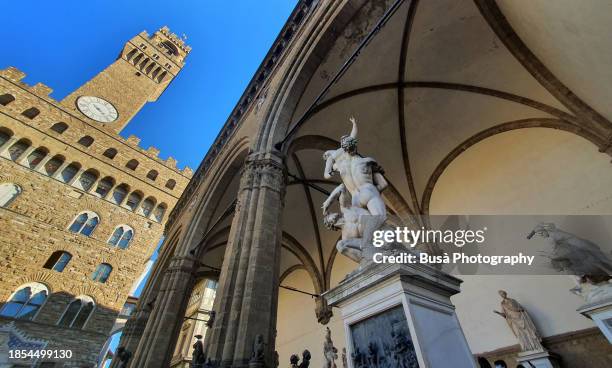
left=322, top=117, right=388, bottom=263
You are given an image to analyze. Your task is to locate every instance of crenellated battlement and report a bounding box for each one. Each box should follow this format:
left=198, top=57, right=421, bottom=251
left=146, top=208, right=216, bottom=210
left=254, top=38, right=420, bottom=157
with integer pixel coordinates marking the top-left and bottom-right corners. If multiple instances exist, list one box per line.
left=157, top=26, right=192, bottom=54
left=0, top=67, right=57, bottom=102
left=0, top=66, right=193, bottom=181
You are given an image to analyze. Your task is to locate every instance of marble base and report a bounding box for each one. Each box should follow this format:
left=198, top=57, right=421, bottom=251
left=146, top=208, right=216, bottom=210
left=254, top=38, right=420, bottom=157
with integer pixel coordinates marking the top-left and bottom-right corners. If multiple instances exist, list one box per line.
left=577, top=296, right=612, bottom=344
left=323, top=262, right=476, bottom=368
left=516, top=350, right=560, bottom=368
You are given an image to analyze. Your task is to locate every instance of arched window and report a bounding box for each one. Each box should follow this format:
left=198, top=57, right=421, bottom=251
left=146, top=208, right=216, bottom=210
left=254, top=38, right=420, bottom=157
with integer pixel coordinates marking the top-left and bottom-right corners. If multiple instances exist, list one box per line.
left=0, top=183, right=22, bottom=208
left=77, top=136, right=94, bottom=148
left=0, top=128, right=12, bottom=147
left=50, top=122, right=68, bottom=134
left=139, top=197, right=156, bottom=217
left=153, top=203, right=167, bottom=222
left=493, top=361, right=507, bottom=368
left=26, top=147, right=48, bottom=169
left=44, top=155, right=64, bottom=176
left=60, top=162, right=81, bottom=183
left=95, top=176, right=114, bottom=198
left=125, top=159, right=139, bottom=170
left=68, top=211, right=99, bottom=236
left=165, top=179, right=176, bottom=190
left=91, top=263, right=112, bottom=283
left=0, top=283, right=48, bottom=320
left=139, top=58, right=150, bottom=70
left=21, top=107, right=40, bottom=119
left=161, top=40, right=178, bottom=56
left=108, top=225, right=134, bottom=249
left=0, top=94, right=15, bottom=106
left=57, top=295, right=95, bottom=329
left=132, top=53, right=143, bottom=65
left=126, top=48, right=137, bottom=61
left=6, top=139, right=30, bottom=161
left=146, top=170, right=158, bottom=181
left=103, top=148, right=117, bottom=159
left=75, top=169, right=98, bottom=191
left=157, top=71, right=168, bottom=83
left=111, top=183, right=129, bottom=205
left=152, top=67, right=161, bottom=79
left=125, top=191, right=143, bottom=211
left=43, top=251, right=72, bottom=272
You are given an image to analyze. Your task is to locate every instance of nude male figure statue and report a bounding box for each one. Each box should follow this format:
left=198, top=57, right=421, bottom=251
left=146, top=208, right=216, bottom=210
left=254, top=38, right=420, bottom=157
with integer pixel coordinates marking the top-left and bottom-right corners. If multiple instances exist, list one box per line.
left=322, top=117, right=388, bottom=219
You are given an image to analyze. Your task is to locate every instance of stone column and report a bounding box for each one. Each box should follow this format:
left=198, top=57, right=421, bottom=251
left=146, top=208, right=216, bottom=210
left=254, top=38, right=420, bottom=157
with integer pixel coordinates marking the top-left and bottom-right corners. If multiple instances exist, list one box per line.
left=33, top=153, right=53, bottom=172
left=205, top=151, right=286, bottom=368
left=129, top=255, right=197, bottom=367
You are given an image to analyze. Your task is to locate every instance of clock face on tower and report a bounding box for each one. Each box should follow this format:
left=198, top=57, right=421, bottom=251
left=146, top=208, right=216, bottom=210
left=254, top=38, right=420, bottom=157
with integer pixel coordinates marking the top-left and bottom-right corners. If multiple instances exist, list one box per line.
left=76, top=96, right=118, bottom=123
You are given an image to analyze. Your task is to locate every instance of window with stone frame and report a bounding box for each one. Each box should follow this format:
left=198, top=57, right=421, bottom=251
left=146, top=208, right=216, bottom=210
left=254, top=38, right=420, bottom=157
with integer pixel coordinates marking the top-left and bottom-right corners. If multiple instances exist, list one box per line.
left=139, top=197, right=156, bottom=217
left=60, top=162, right=81, bottom=183
left=0, top=93, right=15, bottom=106
left=21, top=107, right=40, bottom=119
left=153, top=203, right=167, bottom=222
left=75, top=169, right=98, bottom=192
left=103, top=148, right=117, bottom=159
left=124, top=191, right=143, bottom=211
left=50, top=122, right=68, bottom=134
left=57, top=295, right=95, bottom=329
left=165, top=179, right=176, bottom=190
left=0, top=130, right=11, bottom=147
left=25, top=148, right=48, bottom=169
left=0, top=183, right=22, bottom=208
left=111, top=184, right=130, bottom=204
left=43, top=251, right=72, bottom=272
left=6, top=139, right=30, bottom=161
left=43, top=155, right=64, bottom=176
left=77, top=136, right=94, bottom=148
left=146, top=169, right=158, bottom=181
left=91, top=263, right=112, bottom=283
left=68, top=211, right=99, bottom=236
left=95, top=176, right=114, bottom=198
left=0, top=283, right=48, bottom=320
left=108, top=225, right=134, bottom=249
left=125, top=159, right=139, bottom=170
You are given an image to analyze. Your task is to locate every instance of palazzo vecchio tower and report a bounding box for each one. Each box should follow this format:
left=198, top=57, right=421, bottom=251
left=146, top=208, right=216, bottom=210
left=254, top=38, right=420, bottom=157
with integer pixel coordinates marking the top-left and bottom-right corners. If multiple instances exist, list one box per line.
left=0, top=26, right=191, bottom=367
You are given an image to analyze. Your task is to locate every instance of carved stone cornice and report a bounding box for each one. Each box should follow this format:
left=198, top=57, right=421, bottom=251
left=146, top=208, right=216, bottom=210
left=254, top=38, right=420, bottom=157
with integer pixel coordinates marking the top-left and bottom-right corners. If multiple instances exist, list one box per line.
left=165, top=0, right=318, bottom=233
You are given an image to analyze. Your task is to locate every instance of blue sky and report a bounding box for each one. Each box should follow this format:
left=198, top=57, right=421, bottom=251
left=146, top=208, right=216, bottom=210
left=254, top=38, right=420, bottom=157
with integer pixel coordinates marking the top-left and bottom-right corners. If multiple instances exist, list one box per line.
left=0, top=0, right=297, bottom=171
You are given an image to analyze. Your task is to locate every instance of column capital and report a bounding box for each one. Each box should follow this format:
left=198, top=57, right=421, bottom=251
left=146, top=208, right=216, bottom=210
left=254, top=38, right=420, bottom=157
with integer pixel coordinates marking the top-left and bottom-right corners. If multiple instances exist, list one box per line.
left=240, top=150, right=286, bottom=194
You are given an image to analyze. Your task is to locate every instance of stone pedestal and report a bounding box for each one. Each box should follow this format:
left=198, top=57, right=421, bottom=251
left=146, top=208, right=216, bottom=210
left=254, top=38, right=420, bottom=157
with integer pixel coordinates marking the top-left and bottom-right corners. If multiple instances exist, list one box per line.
left=577, top=296, right=612, bottom=344
left=516, top=350, right=560, bottom=368
left=323, top=262, right=476, bottom=368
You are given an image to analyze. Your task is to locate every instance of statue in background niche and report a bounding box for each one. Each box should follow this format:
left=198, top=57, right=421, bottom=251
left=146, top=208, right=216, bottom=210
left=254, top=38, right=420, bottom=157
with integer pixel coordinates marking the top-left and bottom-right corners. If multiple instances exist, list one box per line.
left=494, top=290, right=543, bottom=352
left=323, top=327, right=338, bottom=368
left=249, top=334, right=265, bottom=366
left=527, top=223, right=612, bottom=302
left=322, top=117, right=388, bottom=263
left=191, top=335, right=206, bottom=368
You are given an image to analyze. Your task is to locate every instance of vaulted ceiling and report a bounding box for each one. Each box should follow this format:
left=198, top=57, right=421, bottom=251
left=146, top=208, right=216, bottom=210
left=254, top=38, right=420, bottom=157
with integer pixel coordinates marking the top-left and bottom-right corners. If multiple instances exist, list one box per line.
left=199, top=0, right=612, bottom=294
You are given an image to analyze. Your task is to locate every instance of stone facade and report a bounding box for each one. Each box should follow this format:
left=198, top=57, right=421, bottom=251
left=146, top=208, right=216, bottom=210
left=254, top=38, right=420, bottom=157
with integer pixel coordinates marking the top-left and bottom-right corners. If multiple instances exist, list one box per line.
left=0, top=26, right=190, bottom=367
